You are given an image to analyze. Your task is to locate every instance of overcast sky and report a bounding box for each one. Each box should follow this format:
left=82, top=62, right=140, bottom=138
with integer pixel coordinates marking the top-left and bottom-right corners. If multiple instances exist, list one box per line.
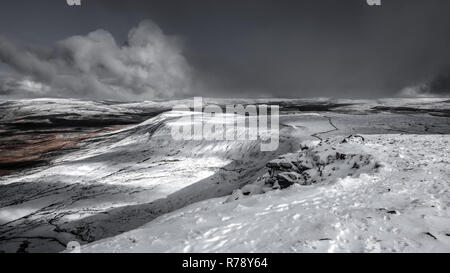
left=1, top=0, right=450, bottom=100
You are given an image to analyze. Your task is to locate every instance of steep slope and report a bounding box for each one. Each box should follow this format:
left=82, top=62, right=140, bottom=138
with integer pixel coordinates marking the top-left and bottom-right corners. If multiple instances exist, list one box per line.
left=0, top=110, right=304, bottom=252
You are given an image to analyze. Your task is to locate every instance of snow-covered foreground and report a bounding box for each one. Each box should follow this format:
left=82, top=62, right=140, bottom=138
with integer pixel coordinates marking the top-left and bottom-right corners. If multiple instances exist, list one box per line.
left=0, top=98, right=449, bottom=253
left=83, top=135, right=450, bottom=253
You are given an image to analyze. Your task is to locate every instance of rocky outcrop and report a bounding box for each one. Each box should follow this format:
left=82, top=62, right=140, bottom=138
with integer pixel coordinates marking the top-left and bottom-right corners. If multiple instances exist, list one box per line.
left=228, top=137, right=381, bottom=199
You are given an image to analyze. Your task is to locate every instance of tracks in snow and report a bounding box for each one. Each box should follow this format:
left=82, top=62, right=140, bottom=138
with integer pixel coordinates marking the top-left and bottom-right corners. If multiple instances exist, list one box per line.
left=311, top=115, right=339, bottom=141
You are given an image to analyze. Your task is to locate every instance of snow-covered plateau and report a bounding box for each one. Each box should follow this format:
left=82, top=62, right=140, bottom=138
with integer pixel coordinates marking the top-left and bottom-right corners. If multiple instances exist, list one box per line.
left=0, top=98, right=449, bottom=253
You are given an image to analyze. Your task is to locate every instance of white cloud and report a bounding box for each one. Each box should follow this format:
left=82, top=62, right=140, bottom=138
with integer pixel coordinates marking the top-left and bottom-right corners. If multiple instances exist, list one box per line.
left=0, top=20, right=193, bottom=101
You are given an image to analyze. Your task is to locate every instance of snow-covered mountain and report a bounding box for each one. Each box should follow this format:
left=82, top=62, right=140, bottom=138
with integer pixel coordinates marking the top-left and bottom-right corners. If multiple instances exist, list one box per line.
left=83, top=134, right=450, bottom=253
left=0, top=98, right=449, bottom=253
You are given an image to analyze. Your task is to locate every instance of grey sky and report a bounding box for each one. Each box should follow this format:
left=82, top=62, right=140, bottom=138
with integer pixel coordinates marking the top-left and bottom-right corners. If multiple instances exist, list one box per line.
left=1, top=0, right=450, bottom=100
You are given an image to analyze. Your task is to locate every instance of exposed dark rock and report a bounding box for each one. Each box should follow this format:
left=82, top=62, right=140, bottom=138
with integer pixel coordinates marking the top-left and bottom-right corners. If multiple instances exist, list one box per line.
left=424, top=232, right=437, bottom=240
left=341, top=135, right=365, bottom=144
left=246, top=138, right=380, bottom=192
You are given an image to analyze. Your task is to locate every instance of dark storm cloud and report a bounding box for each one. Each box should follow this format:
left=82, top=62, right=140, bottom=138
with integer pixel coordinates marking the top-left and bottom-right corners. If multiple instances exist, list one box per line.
left=101, top=0, right=450, bottom=98
left=1, top=0, right=450, bottom=99
left=402, top=68, right=450, bottom=97
left=426, top=69, right=450, bottom=95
